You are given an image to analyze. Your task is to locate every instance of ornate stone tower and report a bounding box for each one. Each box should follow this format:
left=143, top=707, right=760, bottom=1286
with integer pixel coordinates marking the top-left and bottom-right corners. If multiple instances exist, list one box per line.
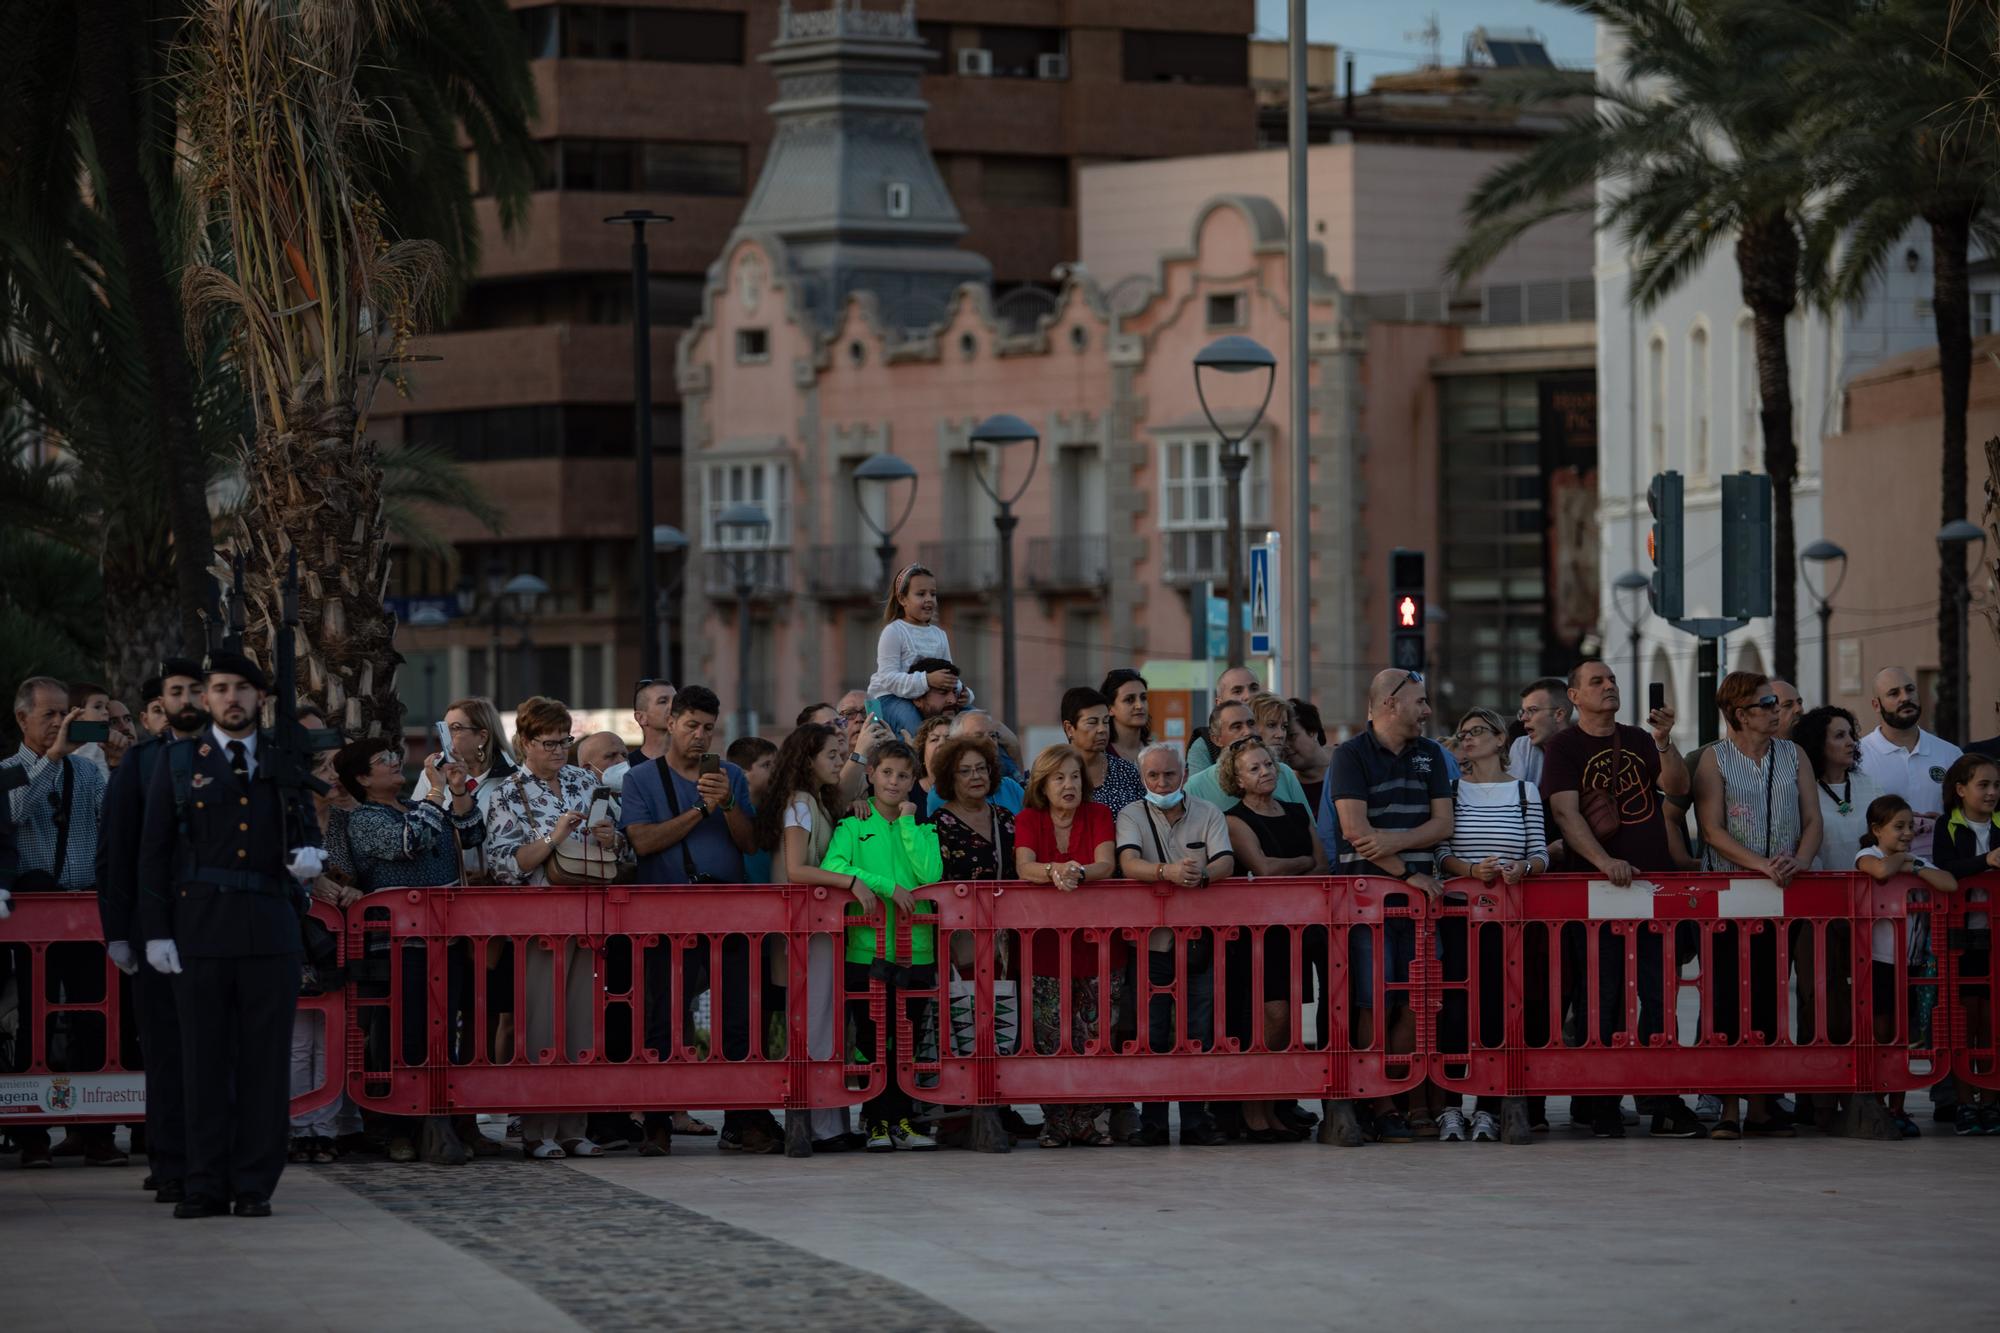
left=733, top=0, right=991, bottom=330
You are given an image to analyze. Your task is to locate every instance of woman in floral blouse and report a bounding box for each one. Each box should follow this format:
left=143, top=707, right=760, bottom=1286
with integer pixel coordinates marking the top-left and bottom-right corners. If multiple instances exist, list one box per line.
left=332, top=739, right=490, bottom=1165
left=487, top=696, right=635, bottom=1160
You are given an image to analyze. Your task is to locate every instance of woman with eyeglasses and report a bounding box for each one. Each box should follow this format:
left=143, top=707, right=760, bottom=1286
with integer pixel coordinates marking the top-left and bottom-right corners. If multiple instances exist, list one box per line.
left=1436, top=707, right=1548, bottom=1143
left=1690, top=671, right=1823, bottom=1140
left=487, top=696, right=636, bottom=1160
left=332, top=739, right=490, bottom=1165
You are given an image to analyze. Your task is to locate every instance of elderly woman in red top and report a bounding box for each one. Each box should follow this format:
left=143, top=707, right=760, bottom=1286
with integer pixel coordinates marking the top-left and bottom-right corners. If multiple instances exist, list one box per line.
left=1015, top=744, right=1124, bottom=1147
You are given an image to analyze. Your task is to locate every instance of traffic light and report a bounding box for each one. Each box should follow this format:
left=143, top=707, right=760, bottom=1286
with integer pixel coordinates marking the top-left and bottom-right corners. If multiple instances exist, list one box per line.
left=1720, top=471, right=1773, bottom=620
left=1389, top=547, right=1426, bottom=672
left=1646, top=470, right=1685, bottom=620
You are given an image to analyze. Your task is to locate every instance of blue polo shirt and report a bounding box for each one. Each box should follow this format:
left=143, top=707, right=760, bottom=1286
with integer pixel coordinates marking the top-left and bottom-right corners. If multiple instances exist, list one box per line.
left=1316, top=725, right=1454, bottom=873
left=619, top=756, right=754, bottom=885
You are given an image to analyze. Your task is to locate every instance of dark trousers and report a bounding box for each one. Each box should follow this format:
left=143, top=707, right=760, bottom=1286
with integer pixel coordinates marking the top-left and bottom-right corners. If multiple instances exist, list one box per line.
left=176, top=953, right=300, bottom=1205
left=644, top=936, right=756, bottom=1130
left=846, top=961, right=936, bottom=1126
left=135, top=966, right=186, bottom=1181
left=1142, top=947, right=1216, bottom=1133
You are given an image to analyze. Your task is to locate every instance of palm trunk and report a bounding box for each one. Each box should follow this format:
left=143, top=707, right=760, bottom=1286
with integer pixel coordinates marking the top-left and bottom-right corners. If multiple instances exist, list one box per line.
left=1736, top=218, right=1800, bottom=685
left=1929, top=209, right=1974, bottom=742
left=231, top=408, right=404, bottom=736
left=102, top=570, right=186, bottom=702
left=76, top=0, right=214, bottom=654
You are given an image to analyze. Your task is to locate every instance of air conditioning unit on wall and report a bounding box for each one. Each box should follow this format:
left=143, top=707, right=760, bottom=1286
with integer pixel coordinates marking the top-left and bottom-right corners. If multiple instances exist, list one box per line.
left=958, top=48, right=992, bottom=76
left=1037, top=53, right=1068, bottom=80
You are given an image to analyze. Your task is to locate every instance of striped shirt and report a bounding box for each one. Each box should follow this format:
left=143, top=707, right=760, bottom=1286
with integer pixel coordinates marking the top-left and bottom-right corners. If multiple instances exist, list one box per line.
left=1318, top=726, right=1453, bottom=874
left=3, top=744, right=105, bottom=890
left=1441, top=779, right=1548, bottom=870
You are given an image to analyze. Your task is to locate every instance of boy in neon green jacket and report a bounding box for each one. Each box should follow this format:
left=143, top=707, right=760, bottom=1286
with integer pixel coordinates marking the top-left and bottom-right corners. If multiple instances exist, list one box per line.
left=822, top=741, right=943, bottom=1150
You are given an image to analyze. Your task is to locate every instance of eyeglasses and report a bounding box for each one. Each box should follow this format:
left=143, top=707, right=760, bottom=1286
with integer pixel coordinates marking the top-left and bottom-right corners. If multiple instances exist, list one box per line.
left=1455, top=726, right=1498, bottom=742
left=1517, top=704, right=1560, bottom=720
left=1389, top=671, right=1424, bottom=698
left=524, top=736, right=575, bottom=754
left=954, top=763, right=991, bottom=779
left=445, top=721, right=485, bottom=734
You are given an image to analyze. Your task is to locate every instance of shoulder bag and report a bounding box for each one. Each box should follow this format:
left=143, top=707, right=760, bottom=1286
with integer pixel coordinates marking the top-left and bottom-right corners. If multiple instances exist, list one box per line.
left=547, top=774, right=633, bottom=885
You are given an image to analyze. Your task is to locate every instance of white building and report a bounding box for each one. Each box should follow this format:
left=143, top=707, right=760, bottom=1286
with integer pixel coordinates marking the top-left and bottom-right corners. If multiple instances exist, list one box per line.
left=1593, top=20, right=1944, bottom=717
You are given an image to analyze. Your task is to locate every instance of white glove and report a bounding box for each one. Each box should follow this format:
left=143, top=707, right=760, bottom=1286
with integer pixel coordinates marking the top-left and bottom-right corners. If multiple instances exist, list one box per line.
left=107, top=941, right=140, bottom=975
left=286, top=847, right=326, bottom=883
left=145, top=939, right=183, bottom=975
left=0, top=888, right=10, bottom=920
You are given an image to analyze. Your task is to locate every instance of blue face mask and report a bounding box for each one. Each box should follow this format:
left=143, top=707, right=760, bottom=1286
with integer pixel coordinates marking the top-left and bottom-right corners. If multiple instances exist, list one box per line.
left=1143, top=787, right=1185, bottom=810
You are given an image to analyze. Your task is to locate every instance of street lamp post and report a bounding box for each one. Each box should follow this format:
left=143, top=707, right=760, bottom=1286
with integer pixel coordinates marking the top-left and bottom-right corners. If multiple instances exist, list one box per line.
left=717, top=502, right=773, bottom=739
left=1800, top=539, right=1849, bottom=707
left=604, top=208, right=674, bottom=680
left=1612, top=569, right=1650, bottom=726
left=653, top=524, right=689, bottom=685
left=1193, top=335, right=1278, bottom=668
left=852, top=453, right=920, bottom=593
left=476, top=560, right=550, bottom=704
left=968, top=414, right=1041, bottom=732
left=1939, top=520, right=1988, bottom=744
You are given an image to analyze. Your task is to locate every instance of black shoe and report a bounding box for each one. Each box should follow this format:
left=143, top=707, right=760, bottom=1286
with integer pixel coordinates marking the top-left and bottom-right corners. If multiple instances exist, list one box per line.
left=154, top=1180, right=186, bottom=1205
left=1128, top=1126, right=1170, bottom=1147
left=1932, top=1101, right=1958, bottom=1123
left=142, top=1173, right=157, bottom=1190
left=173, top=1198, right=229, bottom=1219
left=1590, top=1106, right=1626, bottom=1139
left=1179, top=1124, right=1229, bottom=1147
left=1650, top=1102, right=1709, bottom=1139
left=233, top=1197, right=272, bottom=1218
left=811, top=1133, right=867, bottom=1153
left=1273, top=1103, right=1319, bottom=1135
left=997, top=1107, right=1039, bottom=1140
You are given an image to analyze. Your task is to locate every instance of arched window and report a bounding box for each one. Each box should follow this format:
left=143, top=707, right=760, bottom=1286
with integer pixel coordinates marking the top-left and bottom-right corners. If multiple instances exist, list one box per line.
left=1735, top=312, right=1758, bottom=471
left=1688, top=324, right=1710, bottom=478
left=1647, top=333, right=1668, bottom=474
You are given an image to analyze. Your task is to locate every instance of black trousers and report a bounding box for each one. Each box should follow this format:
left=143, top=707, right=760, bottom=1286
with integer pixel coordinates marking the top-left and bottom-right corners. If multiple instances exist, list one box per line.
left=135, top=966, right=187, bottom=1182
left=176, top=953, right=300, bottom=1205
left=643, top=937, right=755, bottom=1130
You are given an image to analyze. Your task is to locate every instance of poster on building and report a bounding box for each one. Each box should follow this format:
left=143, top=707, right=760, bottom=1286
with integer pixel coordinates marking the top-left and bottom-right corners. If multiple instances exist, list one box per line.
left=1539, top=378, right=1600, bottom=649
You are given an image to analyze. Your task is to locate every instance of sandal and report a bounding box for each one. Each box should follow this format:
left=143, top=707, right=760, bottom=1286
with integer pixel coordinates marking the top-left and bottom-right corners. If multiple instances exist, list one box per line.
left=559, top=1137, right=605, bottom=1158
left=669, top=1112, right=718, bottom=1137
left=311, top=1137, right=337, bottom=1165
left=524, top=1139, right=567, bottom=1160
left=1407, top=1109, right=1440, bottom=1139
left=1070, top=1127, right=1112, bottom=1146
left=1038, top=1128, right=1069, bottom=1149
left=288, top=1137, right=314, bottom=1164
left=1711, top=1120, right=1742, bottom=1140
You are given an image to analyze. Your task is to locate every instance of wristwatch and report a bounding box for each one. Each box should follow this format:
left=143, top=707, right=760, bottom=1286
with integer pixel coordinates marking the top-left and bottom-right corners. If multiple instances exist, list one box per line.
left=695, top=800, right=712, bottom=820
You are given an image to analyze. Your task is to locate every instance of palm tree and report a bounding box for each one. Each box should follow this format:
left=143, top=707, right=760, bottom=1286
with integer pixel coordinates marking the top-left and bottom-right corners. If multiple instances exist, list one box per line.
left=1802, top=0, right=1999, bottom=740
left=1448, top=0, right=1853, bottom=684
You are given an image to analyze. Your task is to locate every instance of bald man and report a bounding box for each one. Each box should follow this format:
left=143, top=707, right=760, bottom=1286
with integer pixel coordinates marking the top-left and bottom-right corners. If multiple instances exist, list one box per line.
left=1187, top=666, right=1263, bottom=774
left=575, top=731, right=629, bottom=782
left=1858, top=666, right=1961, bottom=859
left=1768, top=678, right=1802, bottom=740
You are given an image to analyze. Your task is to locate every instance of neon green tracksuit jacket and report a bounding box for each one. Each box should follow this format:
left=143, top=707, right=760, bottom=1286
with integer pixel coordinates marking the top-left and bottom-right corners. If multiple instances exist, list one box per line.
left=821, top=804, right=943, bottom=965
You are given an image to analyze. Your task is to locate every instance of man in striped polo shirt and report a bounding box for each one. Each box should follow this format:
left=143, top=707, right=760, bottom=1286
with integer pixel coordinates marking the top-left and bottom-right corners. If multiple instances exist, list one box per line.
left=1314, top=668, right=1454, bottom=1146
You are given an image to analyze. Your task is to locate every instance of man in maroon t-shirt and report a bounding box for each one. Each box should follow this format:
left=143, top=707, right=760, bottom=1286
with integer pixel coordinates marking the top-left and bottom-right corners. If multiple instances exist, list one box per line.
left=1540, top=659, right=1704, bottom=1139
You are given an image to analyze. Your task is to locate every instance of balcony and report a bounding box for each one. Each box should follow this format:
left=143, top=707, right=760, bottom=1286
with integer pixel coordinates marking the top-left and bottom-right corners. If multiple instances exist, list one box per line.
left=1025, top=534, right=1109, bottom=592
left=1161, top=528, right=1230, bottom=587
left=701, top=549, right=791, bottom=601
left=919, top=539, right=1000, bottom=593
left=804, top=543, right=888, bottom=600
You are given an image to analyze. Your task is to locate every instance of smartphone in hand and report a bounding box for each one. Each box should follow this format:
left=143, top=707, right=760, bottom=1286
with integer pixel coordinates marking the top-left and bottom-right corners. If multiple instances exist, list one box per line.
left=1649, top=683, right=1666, bottom=715
left=699, top=752, right=723, bottom=777
left=66, top=720, right=110, bottom=744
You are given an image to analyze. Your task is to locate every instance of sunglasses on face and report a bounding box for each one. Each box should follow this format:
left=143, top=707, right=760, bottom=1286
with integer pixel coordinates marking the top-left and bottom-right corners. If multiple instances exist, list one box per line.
left=1746, top=696, right=1780, bottom=712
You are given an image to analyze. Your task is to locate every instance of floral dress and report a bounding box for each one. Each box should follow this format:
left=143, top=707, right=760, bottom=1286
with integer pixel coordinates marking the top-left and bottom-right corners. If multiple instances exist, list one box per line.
left=934, top=802, right=1016, bottom=884
left=486, top=764, right=634, bottom=885
left=345, top=799, right=485, bottom=891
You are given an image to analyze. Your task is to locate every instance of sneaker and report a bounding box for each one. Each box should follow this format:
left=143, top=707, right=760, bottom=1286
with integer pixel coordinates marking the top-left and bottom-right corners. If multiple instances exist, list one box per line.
left=82, top=1138, right=130, bottom=1167
left=1650, top=1102, right=1709, bottom=1139
left=1470, top=1110, right=1500, bottom=1142
left=865, top=1121, right=894, bottom=1152
left=1956, top=1105, right=1984, bottom=1136
left=1590, top=1105, right=1626, bottom=1139
left=1436, top=1108, right=1469, bottom=1141
left=1892, top=1110, right=1922, bottom=1138
left=1981, top=1104, right=2000, bottom=1136
left=1373, top=1111, right=1413, bottom=1144
left=1695, top=1094, right=1723, bottom=1123
left=889, top=1118, right=937, bottom=1151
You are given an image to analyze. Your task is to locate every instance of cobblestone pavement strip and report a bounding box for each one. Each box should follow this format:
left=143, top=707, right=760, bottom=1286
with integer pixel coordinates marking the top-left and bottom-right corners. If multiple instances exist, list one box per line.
left=320, top=1158, right=988, bottom=1333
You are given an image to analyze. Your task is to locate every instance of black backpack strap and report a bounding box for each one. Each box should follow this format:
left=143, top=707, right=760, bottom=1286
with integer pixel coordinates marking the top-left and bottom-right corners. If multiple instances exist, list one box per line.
left=47, top=757, right=74, bottom=885
left=655, top=757, right=703, bottom=883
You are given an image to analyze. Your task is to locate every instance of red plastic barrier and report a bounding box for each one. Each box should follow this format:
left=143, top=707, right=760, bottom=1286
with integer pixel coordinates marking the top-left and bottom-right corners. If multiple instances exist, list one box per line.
left=1941, top=873, right=1997, bottom=1093
left=1426, top=872, right=1947, bottom=1099
left=894, top=876, right=1428, bottom=1108
left=0, top=894, right=345, bottom=1124
left=342, top=884, right=883, bottom=1117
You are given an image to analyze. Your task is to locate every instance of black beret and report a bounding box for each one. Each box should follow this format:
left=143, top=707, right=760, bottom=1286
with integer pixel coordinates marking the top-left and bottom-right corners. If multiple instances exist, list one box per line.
left=203, top=650, right=269, bottom=693
left=159, top=656, right=204, bottom=684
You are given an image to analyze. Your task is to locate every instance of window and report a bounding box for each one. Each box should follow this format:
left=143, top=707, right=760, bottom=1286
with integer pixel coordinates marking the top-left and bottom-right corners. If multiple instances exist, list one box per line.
left=401, top=404, right=679, bottom=462
left=533, top=139, right=746, bottom=196
left=981, top=155, right=1069, bottom=208
left=1688, top=324, right=1710, bottom=478
left=1206, top=292, right=1245, bottom=329
left=1974, top=290, right=1997, bottom=336
left=519, top=5, right=560, bottom=59
left=518, top=6, right=746, bottom=64
left=1735, top=313, right=1758, bottom=470
left=735, top=328, right=769, bottom=363
left=702, top=459, right=792, bottom=549
left=453, top=275, right=704, bottom=329
left=1123, top=30, right=1249, bottom=86
left=977, top=25, right=1064, bottom=79
left=1157, top=433, right=1269, bottom=581
left=1646, top=333, right=1667, bottom=474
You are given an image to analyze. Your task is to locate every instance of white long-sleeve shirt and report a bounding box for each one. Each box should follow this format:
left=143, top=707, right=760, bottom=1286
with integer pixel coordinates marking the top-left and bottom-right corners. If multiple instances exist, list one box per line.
left=868, top=619, right=973, bottom=702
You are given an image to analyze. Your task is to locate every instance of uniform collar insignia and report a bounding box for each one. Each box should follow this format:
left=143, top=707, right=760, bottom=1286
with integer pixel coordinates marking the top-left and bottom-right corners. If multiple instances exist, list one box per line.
left=197, top=743, right=212, bottom=758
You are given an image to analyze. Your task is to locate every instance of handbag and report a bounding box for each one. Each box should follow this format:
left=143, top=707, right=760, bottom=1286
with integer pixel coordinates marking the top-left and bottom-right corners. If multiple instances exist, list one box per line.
left=1578, top=726, right=1625, bottom=842
left=547, top=787, right=633, bottom=885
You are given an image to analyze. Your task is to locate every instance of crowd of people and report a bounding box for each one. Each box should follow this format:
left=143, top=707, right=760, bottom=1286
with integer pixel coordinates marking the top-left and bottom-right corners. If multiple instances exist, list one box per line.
left=2, top=560, right=1997, bottom=1208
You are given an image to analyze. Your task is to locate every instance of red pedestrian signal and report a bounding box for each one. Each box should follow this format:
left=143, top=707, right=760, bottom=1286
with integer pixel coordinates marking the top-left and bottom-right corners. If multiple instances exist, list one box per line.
left=1388, top=548, right=1426, bottom=672
left=1398, top=596, right=1418, bottom=629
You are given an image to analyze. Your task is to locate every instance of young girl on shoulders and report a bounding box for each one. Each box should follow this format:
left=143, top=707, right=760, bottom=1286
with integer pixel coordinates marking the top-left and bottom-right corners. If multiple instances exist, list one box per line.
left=869, top=563, right=967, bottom=740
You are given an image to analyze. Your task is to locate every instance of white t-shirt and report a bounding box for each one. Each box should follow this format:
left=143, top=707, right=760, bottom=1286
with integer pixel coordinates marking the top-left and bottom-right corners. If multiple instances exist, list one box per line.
left=869, top=620, right=972, bottom=703
left=1855, top=845, right=1937, bottom=963
left=1857, top=727, right=1962, bottom=859
left=784, top=795, right=813, bottom=831
left=1810, top=769, right=1881, bottom=873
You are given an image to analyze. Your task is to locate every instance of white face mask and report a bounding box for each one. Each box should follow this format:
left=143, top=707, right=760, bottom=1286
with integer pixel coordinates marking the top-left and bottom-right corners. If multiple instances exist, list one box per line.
left=1143, top=787, right=1185, bottom=810
left=599, top=760, right=630, bottom=793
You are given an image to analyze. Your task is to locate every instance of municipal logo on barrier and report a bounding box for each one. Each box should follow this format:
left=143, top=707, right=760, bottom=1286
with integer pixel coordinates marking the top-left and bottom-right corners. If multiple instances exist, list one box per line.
left=0, top=1074, right=147, bottom=1116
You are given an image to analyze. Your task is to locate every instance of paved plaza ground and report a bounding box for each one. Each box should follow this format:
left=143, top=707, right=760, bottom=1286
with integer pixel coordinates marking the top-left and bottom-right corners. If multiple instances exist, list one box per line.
left=4, top=1103, right=1996, bottom=1332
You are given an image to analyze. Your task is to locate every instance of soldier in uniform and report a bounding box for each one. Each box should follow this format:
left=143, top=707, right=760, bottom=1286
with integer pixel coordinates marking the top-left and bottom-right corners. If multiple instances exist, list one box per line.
left=138, top=652, right=322, bottom=1218
left=97, top=658, right=206, bottom=1204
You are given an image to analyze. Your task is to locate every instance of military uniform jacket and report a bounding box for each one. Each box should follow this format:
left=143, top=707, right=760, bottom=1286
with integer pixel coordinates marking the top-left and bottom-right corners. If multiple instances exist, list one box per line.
left=97, top=733, right=172, bottom=949
left=137, top=733, right=314, bottom=958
